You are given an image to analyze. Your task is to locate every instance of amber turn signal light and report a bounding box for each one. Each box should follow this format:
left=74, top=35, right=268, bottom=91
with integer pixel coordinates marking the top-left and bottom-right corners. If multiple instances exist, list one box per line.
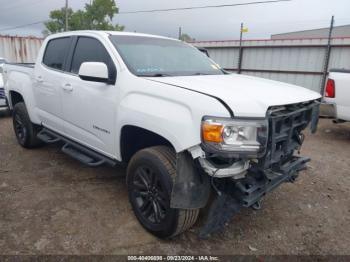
left=202, top=122, right=224, bottom=143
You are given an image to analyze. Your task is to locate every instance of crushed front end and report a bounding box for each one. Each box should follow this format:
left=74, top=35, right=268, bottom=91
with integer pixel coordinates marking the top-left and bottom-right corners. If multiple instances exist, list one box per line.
left=185, top=100, right=320, bottom=237
left=230, top=100, right=320, bottom=208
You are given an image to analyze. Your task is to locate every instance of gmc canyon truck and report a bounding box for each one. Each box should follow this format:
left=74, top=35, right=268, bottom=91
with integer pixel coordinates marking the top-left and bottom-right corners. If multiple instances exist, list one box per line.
left=4, top=31, right=321, bottom=238
left=323, top=69, right=350, bottom=123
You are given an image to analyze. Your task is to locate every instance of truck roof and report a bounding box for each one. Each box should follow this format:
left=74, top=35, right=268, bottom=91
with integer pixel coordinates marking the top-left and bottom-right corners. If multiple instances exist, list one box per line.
left=46, top=30, right=178, bottom=42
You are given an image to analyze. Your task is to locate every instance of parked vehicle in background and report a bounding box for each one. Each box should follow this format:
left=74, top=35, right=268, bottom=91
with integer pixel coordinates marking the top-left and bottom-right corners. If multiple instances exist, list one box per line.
left=4, top=31, right=321, bottom=239
left=323, top=69, right=350, bottom=123
left=0, top=58, right=8, bottom=109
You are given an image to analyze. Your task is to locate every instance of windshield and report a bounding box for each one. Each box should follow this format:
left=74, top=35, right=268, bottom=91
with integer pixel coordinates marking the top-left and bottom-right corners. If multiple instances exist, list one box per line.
left=109, top=35, right=224, bottom=77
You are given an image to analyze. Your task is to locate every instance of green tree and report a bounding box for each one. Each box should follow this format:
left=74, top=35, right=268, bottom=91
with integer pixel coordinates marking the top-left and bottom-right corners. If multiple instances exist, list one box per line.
left=43, top=0, right=124, bottom=35
left=43, top=7, right=74, bottom=35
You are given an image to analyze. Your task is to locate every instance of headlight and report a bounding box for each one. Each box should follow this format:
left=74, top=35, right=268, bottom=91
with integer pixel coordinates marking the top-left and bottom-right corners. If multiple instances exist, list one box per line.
left=201, top=116, right=268, bottom=156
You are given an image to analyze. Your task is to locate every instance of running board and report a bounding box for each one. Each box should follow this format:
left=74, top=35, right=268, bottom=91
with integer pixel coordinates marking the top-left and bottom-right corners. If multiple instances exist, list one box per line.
left=37, top=128, right=119, bottom=167
left=37, top=129, right=60, bottom=143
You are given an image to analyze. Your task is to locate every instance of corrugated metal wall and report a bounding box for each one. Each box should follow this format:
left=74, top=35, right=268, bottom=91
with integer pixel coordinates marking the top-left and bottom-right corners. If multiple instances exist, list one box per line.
left=194, top=37, right=350, bottom=92
left=1, top=34, right=349, bottom=92
left=0, top=35, right=43, bottom=63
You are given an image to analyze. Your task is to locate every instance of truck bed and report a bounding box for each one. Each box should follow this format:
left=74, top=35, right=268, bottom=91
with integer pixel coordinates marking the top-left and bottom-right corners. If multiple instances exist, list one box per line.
left=3, top=63, right=35, bottom=108
left=330, top=68, right=350, bottom=74
left=6, top=63, right=35, bottom=68
left=3, top=63, right=34, bottom=84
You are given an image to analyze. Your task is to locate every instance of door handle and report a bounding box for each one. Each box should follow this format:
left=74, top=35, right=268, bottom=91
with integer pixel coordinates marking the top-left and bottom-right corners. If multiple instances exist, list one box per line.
left=62, top=83, right=73, bottom=92
left=35, top=76, right=43, bottom=83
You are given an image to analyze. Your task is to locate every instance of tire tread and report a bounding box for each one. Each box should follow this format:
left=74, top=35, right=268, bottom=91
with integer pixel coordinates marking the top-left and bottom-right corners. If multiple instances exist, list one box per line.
left=143, top=146, right=199, bottom=237
left=13, top=102, right=43, bottom=148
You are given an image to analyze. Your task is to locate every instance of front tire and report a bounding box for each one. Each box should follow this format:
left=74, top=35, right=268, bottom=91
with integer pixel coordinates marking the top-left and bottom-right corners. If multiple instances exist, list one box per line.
left=12, top=102, right=43, bottom=148
left=127, top=146, right=199, bottom=238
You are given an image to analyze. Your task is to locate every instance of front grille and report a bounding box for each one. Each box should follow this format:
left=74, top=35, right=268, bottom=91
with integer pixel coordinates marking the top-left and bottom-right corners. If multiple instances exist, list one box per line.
left=0, top=88, right=5, bottom=99
left=259, top=101, right=319, bottom=170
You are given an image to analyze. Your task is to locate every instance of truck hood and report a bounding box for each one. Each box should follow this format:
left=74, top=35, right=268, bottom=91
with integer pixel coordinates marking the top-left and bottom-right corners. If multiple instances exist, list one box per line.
left=148, top=74, right=321, bottom=117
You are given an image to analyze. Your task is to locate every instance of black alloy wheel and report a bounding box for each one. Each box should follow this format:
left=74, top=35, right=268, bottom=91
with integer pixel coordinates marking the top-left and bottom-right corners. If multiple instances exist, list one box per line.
left=127, top=146, right=199, bottom=238
left=131, top=165, right=168, bottom=225
left=14, top=112, right=27, bottom=145
left=12, top=102, right=43, bottom=148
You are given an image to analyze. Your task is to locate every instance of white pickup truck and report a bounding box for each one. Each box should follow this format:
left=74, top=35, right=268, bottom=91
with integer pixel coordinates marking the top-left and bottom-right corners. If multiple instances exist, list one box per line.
left=323, top=69, right=350, bottom=123
left=4, top=31, right=321, bottom=238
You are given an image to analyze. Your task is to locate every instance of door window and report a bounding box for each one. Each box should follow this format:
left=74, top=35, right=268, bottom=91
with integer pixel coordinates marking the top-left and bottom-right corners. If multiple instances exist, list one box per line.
left=43, top=37, right=71, bottom=70
left=70, top=37, right=115, bottom=76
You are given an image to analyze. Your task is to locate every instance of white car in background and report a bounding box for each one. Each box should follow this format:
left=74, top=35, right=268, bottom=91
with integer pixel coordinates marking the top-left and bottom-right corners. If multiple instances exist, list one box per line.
left=323, top=69, right=350, bottom=123
left=0, top=58, right=7, bottom=108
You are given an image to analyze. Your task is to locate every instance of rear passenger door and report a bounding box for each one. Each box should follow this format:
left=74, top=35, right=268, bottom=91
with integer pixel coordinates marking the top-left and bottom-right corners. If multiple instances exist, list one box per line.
left=34, top=37, right=71, bottom=133
left=61, top=36, right=117, bottom=157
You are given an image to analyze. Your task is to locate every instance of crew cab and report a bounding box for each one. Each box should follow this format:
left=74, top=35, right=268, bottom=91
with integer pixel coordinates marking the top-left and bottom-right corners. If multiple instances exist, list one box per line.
left=4, top=31, right=321, bottom=238
left=323, top=69, right=350, bottom=123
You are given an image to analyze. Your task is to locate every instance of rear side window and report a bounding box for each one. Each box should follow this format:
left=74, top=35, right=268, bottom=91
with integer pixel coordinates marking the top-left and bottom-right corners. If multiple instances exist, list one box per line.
left=70, top=37, right=114, bottom=74
left=43, top=37, right=70, bottom=70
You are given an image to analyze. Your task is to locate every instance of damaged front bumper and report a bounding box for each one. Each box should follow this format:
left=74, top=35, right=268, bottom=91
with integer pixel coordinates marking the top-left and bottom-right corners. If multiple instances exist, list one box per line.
left=195, top=100, right=319, bottom=180
left=198, top=155, right=310, bottom=238
left=198, top=158, right=249, bottom=179
left=231, top=156, right=310, bottom=207
left=171, top=100, right=320, bottom=237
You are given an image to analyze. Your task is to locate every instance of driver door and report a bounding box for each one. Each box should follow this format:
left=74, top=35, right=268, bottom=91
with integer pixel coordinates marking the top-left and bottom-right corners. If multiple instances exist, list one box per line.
left=61, top=36, right=117, bottom=157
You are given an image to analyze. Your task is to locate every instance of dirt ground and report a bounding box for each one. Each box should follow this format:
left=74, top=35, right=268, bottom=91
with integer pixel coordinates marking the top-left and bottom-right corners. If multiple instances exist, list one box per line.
left=0, top=111, right=349, bottom=255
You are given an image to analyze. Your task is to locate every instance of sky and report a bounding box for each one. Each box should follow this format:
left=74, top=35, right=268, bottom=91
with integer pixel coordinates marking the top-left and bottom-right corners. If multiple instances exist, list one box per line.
left=0, top=0, right=349, bottom=40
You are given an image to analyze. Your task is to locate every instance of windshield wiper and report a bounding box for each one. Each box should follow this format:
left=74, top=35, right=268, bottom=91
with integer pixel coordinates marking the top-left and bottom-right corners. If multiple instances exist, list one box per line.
left=191, top=72, right=226, bottom=76
left=191, top=73, right=210, bottom=76
left=138, top=73, right=172, bottom=77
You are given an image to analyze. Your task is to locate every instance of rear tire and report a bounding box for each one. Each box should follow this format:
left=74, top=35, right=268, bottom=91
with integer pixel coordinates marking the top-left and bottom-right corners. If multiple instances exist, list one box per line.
left=127, top=146, right=199, bottom=238
left=12, top=102, right=43, bottom=148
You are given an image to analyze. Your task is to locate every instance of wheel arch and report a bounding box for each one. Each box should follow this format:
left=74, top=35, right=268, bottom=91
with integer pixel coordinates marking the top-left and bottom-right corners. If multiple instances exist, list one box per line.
left=9, top=90, right=25, bottom=108
left=8, top=89, right=40, bottom=124
left=120, top=125, right=176, bottom=163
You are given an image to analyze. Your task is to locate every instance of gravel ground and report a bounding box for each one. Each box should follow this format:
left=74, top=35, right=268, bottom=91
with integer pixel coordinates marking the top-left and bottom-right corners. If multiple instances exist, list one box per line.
left=0, top=111, right=349, bottom=255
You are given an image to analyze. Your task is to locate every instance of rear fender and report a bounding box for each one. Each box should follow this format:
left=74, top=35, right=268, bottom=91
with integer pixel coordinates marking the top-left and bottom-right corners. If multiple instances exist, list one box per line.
left=6, top=71, right=40, bottom=124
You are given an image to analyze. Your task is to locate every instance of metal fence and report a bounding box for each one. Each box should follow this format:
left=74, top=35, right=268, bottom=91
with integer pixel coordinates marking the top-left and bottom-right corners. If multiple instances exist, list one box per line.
left=194, top=37, right=350, bottom=92
left=0, top=35, right=43, bottom=63
left=1, top=34, right=350, bottom=93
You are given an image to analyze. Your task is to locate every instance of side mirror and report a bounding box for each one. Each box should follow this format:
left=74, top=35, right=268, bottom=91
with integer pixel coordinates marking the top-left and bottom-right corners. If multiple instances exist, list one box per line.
left=78, top=62, right=110, bottom=83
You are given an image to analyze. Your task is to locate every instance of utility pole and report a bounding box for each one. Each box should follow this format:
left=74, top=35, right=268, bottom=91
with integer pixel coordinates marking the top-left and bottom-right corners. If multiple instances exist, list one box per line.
left=320, top=15, right=334, bottom=96
left=237, top=22, right=244, bottom=74
left=178, top=27, right=182, bottom=40
left=65, top=0, right=69, bottom=31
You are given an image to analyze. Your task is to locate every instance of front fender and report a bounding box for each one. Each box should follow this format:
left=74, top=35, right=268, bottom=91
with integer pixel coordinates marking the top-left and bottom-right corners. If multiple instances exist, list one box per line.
left=116, top=82, right=230, bottom=159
